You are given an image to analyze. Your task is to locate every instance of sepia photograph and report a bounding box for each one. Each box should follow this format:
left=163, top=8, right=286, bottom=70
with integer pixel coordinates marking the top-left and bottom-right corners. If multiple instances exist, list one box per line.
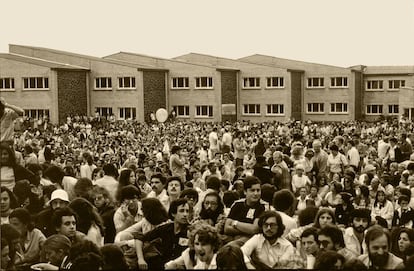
left=1, top=0, right=414, bottom=270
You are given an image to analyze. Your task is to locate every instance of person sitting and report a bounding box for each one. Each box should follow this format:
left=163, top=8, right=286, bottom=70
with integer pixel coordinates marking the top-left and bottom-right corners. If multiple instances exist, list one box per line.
left=9, top=208, right=46, bottom=266
left=241, top=210, right=295, bottom=269
left=31, top=234, right=72, bottom=271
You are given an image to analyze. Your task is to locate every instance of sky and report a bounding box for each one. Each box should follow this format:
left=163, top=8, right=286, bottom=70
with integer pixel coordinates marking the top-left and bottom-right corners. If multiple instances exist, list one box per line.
left=1, top=0, right=414, bottom=67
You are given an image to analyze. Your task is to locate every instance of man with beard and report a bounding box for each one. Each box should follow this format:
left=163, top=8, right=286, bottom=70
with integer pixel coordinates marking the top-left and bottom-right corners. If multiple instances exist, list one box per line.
left=196, top=191, right=225, bottom=226
left=344, top=208, right=371, bottom=256
left=147, top=173, right=169, bottom=211
left=358, top=225, right=403, bottom=269
left=35, top=189, right=69, bottom=237
left=241, top=211, right=295, bottom=269
left=318, top=225, right=358, bottom=261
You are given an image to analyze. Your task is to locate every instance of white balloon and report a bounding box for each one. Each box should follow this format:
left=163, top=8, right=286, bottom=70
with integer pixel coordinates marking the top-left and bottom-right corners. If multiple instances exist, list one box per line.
left=155, top=108, right=168, bottom=123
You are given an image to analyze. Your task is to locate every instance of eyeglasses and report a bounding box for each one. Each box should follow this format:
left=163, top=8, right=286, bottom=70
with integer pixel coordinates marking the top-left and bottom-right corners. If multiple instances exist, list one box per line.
left=263, top=223, right=278, bottom=229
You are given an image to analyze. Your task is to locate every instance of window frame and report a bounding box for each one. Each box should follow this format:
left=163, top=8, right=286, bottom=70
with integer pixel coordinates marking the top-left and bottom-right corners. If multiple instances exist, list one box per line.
left=173, top=105, right=190, bottom=118
left=22, top=77, right=49, bottom=90
left=0, top=77, right=15, bottom=91
left=365, top=80, right=384, bottom=91
left=95, top=107, right=113, bottom=118
left=265, top=77, right=284, bottom=89
left=366, top=104, right=384, bottom=115
left=329, top=103, right=348, bottom=114
left=307, top=77, right=325, bottom=89
left=266, top=104, right=285, bottom=116
left=195, top=77, right=213, bottom=89
left=24, top=109, right=50, bottom=119
left=306, top=103, right=325, bottom=114
left=118, top=107, right=137, bottom=120
left=117, top=77, right=136, bottom=90
left=242, top=104, right=261, bottom=116
left=94, top=77, right=113, bottom=90
left=195, top=105, right=213, bottom=118
left=242, top=77, right=261, bottom=89
left=171, top=77, right=190, bottom=90
left=330, top=77, right=348, bottom=88
left=388, top=104, right=399, bottom=115
left=388, top=80, right=405, bottom=90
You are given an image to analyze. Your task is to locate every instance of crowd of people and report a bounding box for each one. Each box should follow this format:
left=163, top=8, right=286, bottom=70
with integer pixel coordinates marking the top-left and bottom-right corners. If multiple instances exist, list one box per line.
left=1, top=97, right=414, bottom=270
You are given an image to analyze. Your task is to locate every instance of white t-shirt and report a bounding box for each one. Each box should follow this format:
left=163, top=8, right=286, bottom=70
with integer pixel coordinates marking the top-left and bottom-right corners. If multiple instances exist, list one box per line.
left=209, top=132, right=219, bottom=150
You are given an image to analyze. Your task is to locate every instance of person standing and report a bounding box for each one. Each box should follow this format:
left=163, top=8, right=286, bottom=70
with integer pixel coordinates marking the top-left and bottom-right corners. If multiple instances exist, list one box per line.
left=0, top=98, right=24, bottom=146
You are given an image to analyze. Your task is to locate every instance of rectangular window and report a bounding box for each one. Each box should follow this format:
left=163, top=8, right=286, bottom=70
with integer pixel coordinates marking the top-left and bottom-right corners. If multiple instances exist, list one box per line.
left=266, top=77, right=284, bottom=88
left=306, top=103, right=325, bottom=113
left=266, top=104, right=284, bottom=115
left=243, top=77, right=260, bottom=89
left=195, top=77, right=213, bottom=89
left=195, top=105, right=213, bottom=117
left=22, top=77, right=49, bottom=90
left=388, top=80, right=405, bottom=90
left=366, top=105, right=383, bottom=115
left=0, top=78, right=15, bottom=91
left=95, top=77, right=112, bottom=90
left=95, top=107, right=113, bottom=117
left=119, top=107, right=136, bottom=120
left=307, top=77, right=325, bottom=88
left=173, top=105, right=190, bottom=117
left=366, top=80, right=383, bottom=90
left=388, top=104, right=399, bottom=115
left=330, top=103, right=348, bottom=114
left=118, top=77, right=136, bottom=89
left=330, top=77, right=348, bottom=88
left=243, top=104, right=261, bottom=115
left=24, top=109, right=50, bottom=119
left=171, top=77, right=189, bottom=89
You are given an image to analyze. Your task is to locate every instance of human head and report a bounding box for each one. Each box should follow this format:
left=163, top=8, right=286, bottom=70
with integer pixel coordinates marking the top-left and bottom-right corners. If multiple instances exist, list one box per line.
left=0, top=142, right=16, bottom=167
left=118, top=168, right=135, bottom=187
left=365, top=225, right=392, bottom=268
left=44, top=165, right=65, bottom=185
left=1, top=237, right=11, bottom=270
left=69, top=240, right=103, bottom=271
left=166, top=176, right=183, bottom=197
left=301, top=227, right=319, bottom=256
left=273, top=189, right=295, bottom=213
left=168, top=198, right=190, bottom=225
left=150, top=173, right=166, bottom=195
left=318, top=225, right=345, bottom=252
left=216, top=245, right=248, bottom=271
left=205, top=176, right=221, bottom=192
left=396, top=228, right=414, bottom=255
left=0, top=186, right=18, bottom=213
left=312, top=140, right=322, bottom=153
left=9, top=208, right=35, bottom=235
left=102, top=164, right=119, bottom=178
left=258, top=211, right=285, bottom=240
left=48, top=189, right=69, bottom=210
left=243, top=176, right=261, bottom=205
left=351, top=208, right=371, bottom=233
left=74, top=178, right=93, bottom=200
left=119, top=185, right=141, bottom=202
left=90, top=186, right=112, bottom=209
left=100, top=244, right=128, bottom=271
left=314, top=251, right=345, bottom=271
left=260, top=184, right=276, bottom=204
left=141, top=197, right=169, bottom=225
left=51, top=207, right=78, bottom=239
left=314, top=208, right=336, bottom=229
left=191, top=224, right=220, bottom=264
left=180, top=188, right=199, bottom=207
left=43, top=234, right=72, bottom=266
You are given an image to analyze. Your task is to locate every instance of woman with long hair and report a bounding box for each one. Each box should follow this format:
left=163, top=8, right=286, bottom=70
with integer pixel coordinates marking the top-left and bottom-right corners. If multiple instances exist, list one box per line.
left=371, top=190, right=394, bottom=228
left=116, top=168, right=136, bottom=202
left=69, top=197, right=105, bottom=247
left=391, top=228, right=414, bottom=262
left=0, top=186, right=18, bottom=224
left=0, top=142, right=36, bottom=190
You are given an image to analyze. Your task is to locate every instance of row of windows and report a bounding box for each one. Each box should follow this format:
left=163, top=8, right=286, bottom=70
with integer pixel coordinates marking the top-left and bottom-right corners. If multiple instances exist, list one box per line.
left=366, top=104, right=399, bottom=115
left=172, top=105, right=214, bottom=117
left=366, top=80, right=406, bottom=90
left=24, top=109, right=50, bottom=119
left=305, top=103, right=399, bottom=115
left=95, top=107, right=137, bottom=120
left=171, top=77, right=214, bottom=89
left=242, top=77, right=285, bottom=89
left=307, top=77, right=348, bottom=88
left=0, top=77, right=49, bottom=90
left=172, top=104, right=285, bottom=117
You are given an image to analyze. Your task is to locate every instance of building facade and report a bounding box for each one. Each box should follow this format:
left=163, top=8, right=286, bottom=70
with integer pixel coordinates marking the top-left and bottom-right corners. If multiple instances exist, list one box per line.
left=1, top=44, right=413, bottom=124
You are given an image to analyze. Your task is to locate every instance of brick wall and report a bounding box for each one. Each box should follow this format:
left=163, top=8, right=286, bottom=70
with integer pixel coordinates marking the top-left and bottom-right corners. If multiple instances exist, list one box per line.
left=57, top=70, right=88, bottom=124
left=143, top=71, right=166, bottom=122
left=290, top=71, right=302, bottom=120
left=354, top=71, right=363, bottom=120
left=221, top=71, right=237, bottom=122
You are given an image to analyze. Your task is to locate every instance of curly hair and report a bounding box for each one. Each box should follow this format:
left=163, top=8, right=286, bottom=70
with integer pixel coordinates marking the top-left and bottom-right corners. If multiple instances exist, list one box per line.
left=189, top=223, right=220, bottom=253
